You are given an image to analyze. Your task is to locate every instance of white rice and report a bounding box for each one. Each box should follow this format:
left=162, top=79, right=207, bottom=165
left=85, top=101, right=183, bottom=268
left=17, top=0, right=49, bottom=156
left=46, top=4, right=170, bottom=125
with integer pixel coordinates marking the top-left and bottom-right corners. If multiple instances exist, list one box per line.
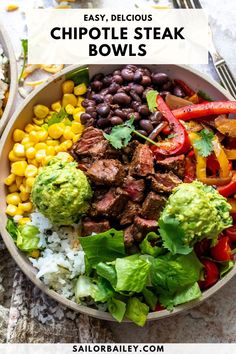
left=29, top=212, right=85, bottom=299
left=0, top=45, right=9, bottom=109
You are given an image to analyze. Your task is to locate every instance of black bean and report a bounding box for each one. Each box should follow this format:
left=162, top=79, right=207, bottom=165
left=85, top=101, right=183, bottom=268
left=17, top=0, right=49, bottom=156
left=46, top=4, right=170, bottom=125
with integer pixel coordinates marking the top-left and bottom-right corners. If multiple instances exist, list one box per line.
left=151, top=72, right=169, bottom=86
left=149, top=111, right=162, bottom=124
left=123, top=108, right=134, bottom=115
left=131, top=84, right=144, bottom=96
left=92, top=73, right=104, bottom=81
left=173, top=85, right=185, bottom=98
left=123, top=86, right=131, bottom=93
left=127, top=112, right=140, bottom=121
left=142, top=87, right=153, bottom=100
left=108, top=82, right=120, bottom=94
left=91, top=80, right=103, bottom=92
left=159, top=91, right=170, bottom=99
left=136, top=129, right=148, bottom=137
left=138, top=104, right=150, bottom=116
left=114, top=109, right=126, bottom=119
left=142, top=67, right=151, bottom=76
left=126, top=65, right=138, bottom=72
left=81, top=99, right=95, bottom=108
left=110, top=116, right=124, bottom=125
left=113, top=93, right=131, bottom=106
left=130, top=90, right=142, bottom=102
left=97, top=103, right=110, bottom=117
left=104, top=127, right=112, bottom=134
left=162, top=80, right=173, bottom=91
left=131, top=101, right=141, bottom=111
left=104, top=94, right=113, bottom=104
left=141, top=76, right=152, bottom=86
left=97, top=118, right=110, bottom=128
left=113, top=70, right=121, bottom=76
left=80, top=113, right=91, bottom=124
left=121, top=68, right=134, bottom=81
left=112, top=75, right=123, bottom=85
left=91, top=94, right=104, bottom=104
left=103, top=75, right=113, bottom=86
left=86, top=106, right=96, bottom=114
left=133, top=71, right=142, bottom=83
left=139, top=119, right=153, bottom=133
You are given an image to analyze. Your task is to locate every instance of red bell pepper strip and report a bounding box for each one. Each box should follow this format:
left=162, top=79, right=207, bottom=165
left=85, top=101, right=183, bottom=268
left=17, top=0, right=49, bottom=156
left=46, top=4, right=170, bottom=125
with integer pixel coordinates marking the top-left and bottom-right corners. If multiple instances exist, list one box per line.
left=225, top=225, right=236, bottom=242
left=218, top=180, right=236, bottom=197
left=198, top=259, right=219, bottom=290
left=174, top=79, right=195, bottom=97
left=173, top=101, right=236, bottom=121
left=151, top=95, right=191, bottom=156
left=184, top=152, right=196, bottom=183
left=210, top=236, right=232, bottom=261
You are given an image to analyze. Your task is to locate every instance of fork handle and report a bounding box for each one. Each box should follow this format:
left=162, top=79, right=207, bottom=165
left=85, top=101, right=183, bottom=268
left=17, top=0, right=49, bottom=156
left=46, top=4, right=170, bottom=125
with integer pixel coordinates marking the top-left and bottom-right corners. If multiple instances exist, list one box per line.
left=213, top=59, right=236, bottom=99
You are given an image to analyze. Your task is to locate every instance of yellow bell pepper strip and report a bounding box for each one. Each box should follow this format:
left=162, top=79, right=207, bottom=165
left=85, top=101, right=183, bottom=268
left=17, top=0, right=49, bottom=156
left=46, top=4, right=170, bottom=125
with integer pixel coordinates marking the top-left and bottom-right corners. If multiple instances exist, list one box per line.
left=212, top=136, right=230, bottom=178
left=188, top=132, right=207, bottom=180
left=215, top=115, right=236, bottom=138
left=224, top=149, right=236, bottom=160
left=173, top=101, right=236, bottom=121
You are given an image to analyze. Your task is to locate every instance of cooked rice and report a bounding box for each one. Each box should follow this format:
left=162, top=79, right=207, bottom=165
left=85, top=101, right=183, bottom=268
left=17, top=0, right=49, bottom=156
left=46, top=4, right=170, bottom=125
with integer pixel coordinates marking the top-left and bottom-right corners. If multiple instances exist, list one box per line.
left=0, top=45, right=9, bottom=108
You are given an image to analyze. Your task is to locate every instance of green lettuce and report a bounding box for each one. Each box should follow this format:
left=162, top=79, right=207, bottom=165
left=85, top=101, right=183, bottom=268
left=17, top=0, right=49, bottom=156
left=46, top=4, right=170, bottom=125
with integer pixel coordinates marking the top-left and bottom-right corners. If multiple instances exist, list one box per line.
left=6, top=218, right=20, bottom=241
left=108, top=298, right=126, bottom=322
left=96, top=262, right=117, bottom=287
left=79, top=229, right=125, bottom=268
left=16, top=225, right=40, bottom=251
left=125, top=297, right=149, bottom=327
left=140, top=232, right=165, bottom=257
left=75, top=275, right=114, bottom=303
left=160, top=282, right=201, bottom=310
left=142, top=287, right=158, bottom=311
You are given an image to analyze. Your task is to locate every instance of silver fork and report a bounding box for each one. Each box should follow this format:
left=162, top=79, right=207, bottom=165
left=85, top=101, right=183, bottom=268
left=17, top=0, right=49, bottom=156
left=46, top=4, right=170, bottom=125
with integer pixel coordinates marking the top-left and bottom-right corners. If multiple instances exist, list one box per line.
left=173, top=0, right=236, bottom=99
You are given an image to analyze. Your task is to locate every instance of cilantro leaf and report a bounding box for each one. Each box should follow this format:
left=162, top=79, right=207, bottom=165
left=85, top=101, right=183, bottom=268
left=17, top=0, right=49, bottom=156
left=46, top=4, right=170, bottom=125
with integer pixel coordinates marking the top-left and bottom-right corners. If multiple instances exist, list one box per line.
left=193, top=129, right=214, bottom=157
left=146, top=90, right=158, bottom=112
left=103, top=118, right=135, bottom=149
left=65, top=66, right=89, bottom=86
left=197, top=90, right=213, bottom=102
left=48, top=108, right=69, bottom=126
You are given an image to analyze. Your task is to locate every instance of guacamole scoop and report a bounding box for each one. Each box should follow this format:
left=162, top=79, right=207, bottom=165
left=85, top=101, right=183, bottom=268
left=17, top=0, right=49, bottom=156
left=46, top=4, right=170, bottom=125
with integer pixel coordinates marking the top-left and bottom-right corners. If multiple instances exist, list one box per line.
left=159, top=181, right=232, bottom=255
left=31, top=158, right=93, bottom=225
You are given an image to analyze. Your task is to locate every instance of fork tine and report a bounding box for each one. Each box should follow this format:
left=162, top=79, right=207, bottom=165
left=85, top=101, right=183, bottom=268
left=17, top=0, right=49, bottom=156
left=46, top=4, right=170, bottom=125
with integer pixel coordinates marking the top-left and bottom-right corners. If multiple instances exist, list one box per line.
left=185, top=0, right=194, bottom=8
left=193, top=0, right=202, bottom=8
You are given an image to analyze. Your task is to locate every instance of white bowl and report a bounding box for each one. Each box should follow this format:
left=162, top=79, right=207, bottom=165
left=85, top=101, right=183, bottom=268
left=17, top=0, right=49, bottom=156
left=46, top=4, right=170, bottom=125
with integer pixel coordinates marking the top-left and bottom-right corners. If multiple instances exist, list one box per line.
left=0, top=64, right=235, bottom=322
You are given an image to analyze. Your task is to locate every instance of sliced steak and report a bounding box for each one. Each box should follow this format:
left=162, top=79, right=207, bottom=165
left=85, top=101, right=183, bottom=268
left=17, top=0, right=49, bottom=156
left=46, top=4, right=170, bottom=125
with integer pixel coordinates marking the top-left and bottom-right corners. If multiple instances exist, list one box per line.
left=123, top=176, right=145, bottom=202
left=120, top=201, right=141, bottom=225
left=86, top=159, right=126, bottom=186
left=134, top=216, right=158, bottom=234
left=142, top=192, right=166, bottom=220
left=129, top=144, right=154, bottom=177
left=124, top=225, right=137, bottom=248
left=148, top=171, right=182, bottom=193
left=90, top=188, right=129, bottom=218
left=122, top=140, right=140, bottom=163
left=157, top=155, right=185, bottom=178
left=81, top=219, right=110, bottom=236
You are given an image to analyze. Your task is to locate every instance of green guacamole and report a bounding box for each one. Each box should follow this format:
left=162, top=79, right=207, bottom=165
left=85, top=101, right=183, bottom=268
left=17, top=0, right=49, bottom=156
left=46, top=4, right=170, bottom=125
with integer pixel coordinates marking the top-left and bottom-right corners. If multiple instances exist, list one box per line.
left=31, top=158, right=93, bottom=225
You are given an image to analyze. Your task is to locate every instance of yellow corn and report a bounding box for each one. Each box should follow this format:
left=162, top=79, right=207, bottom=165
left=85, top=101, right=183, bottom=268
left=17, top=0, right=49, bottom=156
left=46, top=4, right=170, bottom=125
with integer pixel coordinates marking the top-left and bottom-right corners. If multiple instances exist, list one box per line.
left=25, top=164, right=38, bottom=178
left=18, top=217, right=31, bottom=226
left=6, top=5, right=19, bottom=12
left=32, top=124, right=42, bottom=131
left=20, top=191, right=30, bottom=202
left=38, top=130, right=48, bottom=142
left=42, top=155, right=53, bottom=166
left=35, top=149, right=47, bottom=163
left=29, top=249, right=40, bottom=258
left=9, top=150, right=24, bottom=162
left=34, top=104, right=49, bottom=119
left=6, top=204, right=18, bottom=216
left=46, top=146, right=56, bottom=156
left=13, top=143, right=25, bottom=157
left=46, top=140, right=60, bottom=146
left=15, top=176, right=23, bottom=188
left=73, top=109, right=84, bottom=122
left=63, top=126, right=74, bottom=140
left=48, top=123, right=64, bottom=139
left=60, top=140, right=73, bottom=151
left=65, top=104, right=75, bottom=115
left=25, top=124, right=35, bottom=133
left=21, top=136, right=31, bottom=145
left=56, top=152, right=73, bottom=162
left=73, top=133, right=83, bottom=143
left=8, top=184, right=18, bottom=193
left=26, top=147, right=36, bottom=159
left=74, top=83, right=87, bottom=96
left=19, top=184, right=27, bottom=193
left=77, top=96, right=84, bottom=106
left=4, top=174, right=16, bottom=186
left=35, top=142, right=47, bottom=151
left=11, top=161, right=28, bottom=176
left=62, top=80, right=74, bottom=94
left=62, top=93, right=77, bottom=107
left=71, top=121, right=84, bottom=134
left=25, top=177, right=35, bottom=188
left=13, top=129, right=25, bottom=142
left=19, top=202, right=33, bottom=212
left=27, top=159, right=39, bottom=167
left=24, top=142, right=35, bottom=150
left=33, top=118, right=44, bottom=126
left=16, top=206, right=24, bottom=215
left=6, top=193, right=21, bottom=205
left=51, top=101, right=62, bottom=112
left=29, top=131, right=40, bottom=143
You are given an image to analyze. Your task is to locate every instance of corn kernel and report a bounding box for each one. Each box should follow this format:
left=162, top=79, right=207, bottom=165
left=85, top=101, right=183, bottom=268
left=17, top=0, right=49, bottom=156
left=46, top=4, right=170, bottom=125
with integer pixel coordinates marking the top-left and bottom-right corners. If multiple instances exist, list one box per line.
left=46, top=146, right=56, bottom=156
left=57, top=152, right=74, bottom=162
left=33, top=118, right=44, bottom=126
left=19, top=184, right=27, bottom=193
left=35, top=142, right=47, bottom=151
left=29, top=131, right=40, bottom=143
left=20, top=191, right=30, bottom=202
left=25, top=124, right=35, bottom=133
left=71, top=121, right=84, bottom=134
left=6, top=193, right=21, bottom=205
left=38, top=167, right=43, bottom=174
left=65, top=104, right=75, bottom=115
left=35, top=149, right=47, bottom=163
left=62, top=80, right=75, bottom=94
left=26, top=147, right=36, bottom=159
left=13, top=129, right=25, bottom=142
left=48, top=123, right=64, bottom=139
left=16, top=206, right=24, bottom=215
left=42, top=155, right=53, bottom=166
left=6, top=5, right=19, bottom=12
left=77, top=97, right=84, bottom=106
left=8, top=184, right=18, bottom=193
left=25, top=164, right=38, bottom=178
left=73, top=133, right=83, bottom=143
left=15, top=176, right=23, bottom=188
left=13, top=143, right=25, bottom=157
left=4, top=174, right=16, bottom=186
left=21, top=136, right=31, bottom=145
left=63, top=126, right=74, bottom=140
left=34, top=104, right=49, bottom=119
left=11, top=161, right=27, bottom=176
left=73, top=109, right=84, bottom=122
left=19, top=202, right=33, bottom=212
left=30, top=249, right=40, bottom=258
left=38, top=130, right=48, bottom=141
left=55, top=145, right=64, bottom=153
left=24, top=142, right=35, bottom=150
left=28, top=159, right=39, bottom=167
left=51, top=101, right=62, bottom=112
left=18, top=217, right=31, bottom=226
left=32, top=124, right=42, bottom=131
left=6, top=204, right=18, bottom=216
left=46, top=140, right=60, bottom=146
left=74, top=83, right=87, bottom=96
left=8, top=150, right=24, bottom=162
left=62, top=93, right=77, bottom=107
left=26, top=177, right=35, bottom=188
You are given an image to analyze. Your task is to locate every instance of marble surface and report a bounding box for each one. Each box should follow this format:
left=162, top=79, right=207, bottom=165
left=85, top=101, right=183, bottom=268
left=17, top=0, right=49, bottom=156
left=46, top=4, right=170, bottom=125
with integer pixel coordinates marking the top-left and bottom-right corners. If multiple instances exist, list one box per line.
left=0, top=0, right=236, bottom=343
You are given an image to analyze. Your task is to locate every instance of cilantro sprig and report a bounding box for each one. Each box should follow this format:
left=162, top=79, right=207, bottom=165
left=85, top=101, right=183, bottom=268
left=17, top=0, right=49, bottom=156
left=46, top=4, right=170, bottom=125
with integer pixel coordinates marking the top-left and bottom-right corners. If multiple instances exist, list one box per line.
left=19, top=39, right=28, bottom=84
left=193, top=129, right=214, bottom=157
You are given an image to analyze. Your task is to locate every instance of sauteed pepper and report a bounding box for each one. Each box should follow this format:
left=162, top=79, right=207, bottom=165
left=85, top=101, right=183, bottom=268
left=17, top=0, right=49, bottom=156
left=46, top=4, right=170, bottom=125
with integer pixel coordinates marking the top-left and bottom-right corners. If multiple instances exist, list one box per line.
left=173, top=101, right=236, bottom=121
left=151, top=95, right=190, bottom=156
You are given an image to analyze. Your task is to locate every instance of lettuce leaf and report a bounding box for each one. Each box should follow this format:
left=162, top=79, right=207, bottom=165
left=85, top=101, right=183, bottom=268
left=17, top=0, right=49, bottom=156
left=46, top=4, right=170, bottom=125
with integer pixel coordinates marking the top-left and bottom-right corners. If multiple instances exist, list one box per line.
left=125, top=297, right=149, bottom=327
left=140, top=232, right=165, bottom=257
left=17, top=225, right=40, bottom=251
left=96, top=262, right=117, bottom=287
left=79, top=229, right=125, bottom=268
left=75, top=275, right=114, bottom=303
left=160, top=282, right=201, bottom=310
left=108, top=298, right=126, bottom=322
left=6, top=218, right=20, bottom=241
left=142, top=287, right=158, bottom=311
left=115, top=255, right=151, bottom=293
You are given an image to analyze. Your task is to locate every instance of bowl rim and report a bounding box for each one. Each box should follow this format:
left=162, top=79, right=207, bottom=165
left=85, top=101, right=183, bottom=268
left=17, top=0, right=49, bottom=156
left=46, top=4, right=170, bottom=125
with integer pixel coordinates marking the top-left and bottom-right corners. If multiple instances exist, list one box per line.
left=0, top=22, right=18, bottom=135
left=0, top=63, right=236, bottom=322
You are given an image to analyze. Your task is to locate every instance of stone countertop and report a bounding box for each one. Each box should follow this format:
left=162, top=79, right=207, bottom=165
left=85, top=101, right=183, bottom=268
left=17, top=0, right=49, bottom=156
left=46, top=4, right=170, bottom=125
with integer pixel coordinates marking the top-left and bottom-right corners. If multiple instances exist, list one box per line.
left=0, top=0, right=236, bottom=343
